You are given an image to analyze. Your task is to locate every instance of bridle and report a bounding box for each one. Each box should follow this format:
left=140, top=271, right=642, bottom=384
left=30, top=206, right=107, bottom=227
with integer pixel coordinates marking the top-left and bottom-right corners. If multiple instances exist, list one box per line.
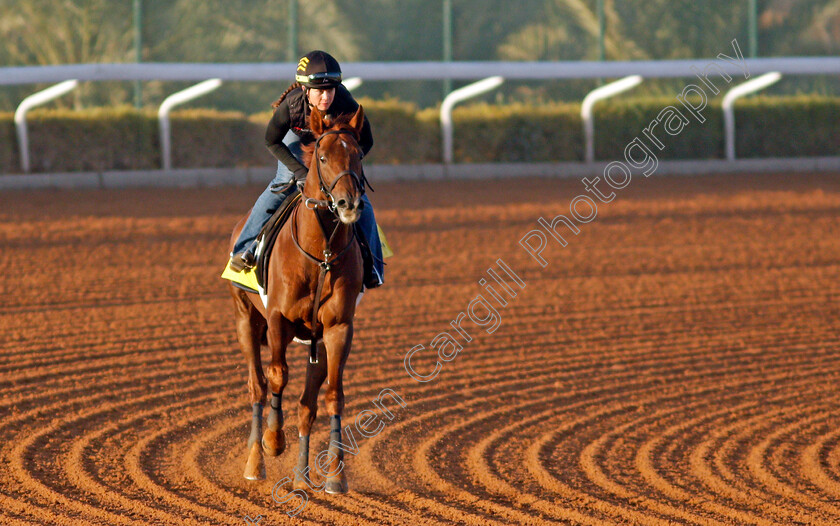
left=290, top=128, right=371, bottom=364
left=293, top=128, right=368, bottom=264
left=301, top=129, right=371, bottom=213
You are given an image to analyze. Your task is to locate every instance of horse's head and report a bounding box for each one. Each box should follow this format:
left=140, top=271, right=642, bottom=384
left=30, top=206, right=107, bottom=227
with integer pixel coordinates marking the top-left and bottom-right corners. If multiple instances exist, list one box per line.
left=304, top=105, right=366, bottom=224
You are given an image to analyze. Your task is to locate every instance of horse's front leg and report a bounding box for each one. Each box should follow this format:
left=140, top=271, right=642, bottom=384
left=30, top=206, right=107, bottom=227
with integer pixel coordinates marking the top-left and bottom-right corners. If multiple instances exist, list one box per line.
left=263, top=311, right=293, bottom=458
left=322, top=321, right=353, bottom=494
left=294, top=341, right=328, bottom=491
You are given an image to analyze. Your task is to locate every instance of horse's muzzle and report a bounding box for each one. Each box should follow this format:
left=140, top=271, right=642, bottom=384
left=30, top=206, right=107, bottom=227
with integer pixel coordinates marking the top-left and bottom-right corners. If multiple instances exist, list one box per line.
left=335, top=197, right=362, bottom=224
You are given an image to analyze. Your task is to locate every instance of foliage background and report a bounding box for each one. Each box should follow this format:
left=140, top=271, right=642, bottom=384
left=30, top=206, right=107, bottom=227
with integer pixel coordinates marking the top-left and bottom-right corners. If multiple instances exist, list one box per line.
left=2, top=0, right=840, bottom=112
left=1, top=96, right=837, bottom=173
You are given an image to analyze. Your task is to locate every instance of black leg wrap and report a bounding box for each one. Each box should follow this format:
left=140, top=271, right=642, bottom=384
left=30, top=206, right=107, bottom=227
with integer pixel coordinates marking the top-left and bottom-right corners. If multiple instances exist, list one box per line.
left=297, top=435, right=310, bottom=472
left=266, top=392, right=282, bottom=431
left=309, top=339, right=318, bottom=364
left=248, top=403, right=263, bottom=448
left=329, top=415, right=342, bottom=460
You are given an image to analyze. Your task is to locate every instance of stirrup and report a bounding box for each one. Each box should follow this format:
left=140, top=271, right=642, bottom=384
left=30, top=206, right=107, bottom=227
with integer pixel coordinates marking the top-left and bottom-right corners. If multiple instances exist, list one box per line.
left=229, top=250, right=255, bottom=272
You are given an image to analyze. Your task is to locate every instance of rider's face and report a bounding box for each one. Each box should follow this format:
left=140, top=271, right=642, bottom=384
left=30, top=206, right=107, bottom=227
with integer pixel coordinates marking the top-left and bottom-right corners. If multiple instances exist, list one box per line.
left=307, top=87, right=336, bottom=112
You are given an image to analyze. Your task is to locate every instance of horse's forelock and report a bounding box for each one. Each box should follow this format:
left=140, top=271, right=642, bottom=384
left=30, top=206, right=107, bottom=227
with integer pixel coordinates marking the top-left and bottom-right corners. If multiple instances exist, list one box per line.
left=300, top=117, right=360, bottom=169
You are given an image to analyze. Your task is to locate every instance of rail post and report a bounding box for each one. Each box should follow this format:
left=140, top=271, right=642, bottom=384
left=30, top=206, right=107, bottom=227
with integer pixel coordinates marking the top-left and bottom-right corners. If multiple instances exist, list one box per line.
left=440, top=76, right=504, bottom=164
left=723, top=72, right=781, bottom=161
left=14, top=80, right=78, bottom=173
left=158, top=79, right=222, bottom=171
left=582, top=75, right=642, bottom=163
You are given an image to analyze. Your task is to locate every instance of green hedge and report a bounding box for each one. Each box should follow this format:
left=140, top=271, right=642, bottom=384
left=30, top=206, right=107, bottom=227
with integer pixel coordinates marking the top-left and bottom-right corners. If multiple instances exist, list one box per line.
left=0, top=113, right=17, bottom=173
left=594, top=95, right=840, bottom=160
left=1, top=96, right=838, bottom=174
left=594, top=97, right=724, bottom=160
left=358, top=98, right=440, bottom=164
left=736, top=96, right=840, bottom=158
left=451, top=102, right=582, bottom=162
left=25, top=106, right=158, bottom=172
left=170, top=109, right=266, bottom=168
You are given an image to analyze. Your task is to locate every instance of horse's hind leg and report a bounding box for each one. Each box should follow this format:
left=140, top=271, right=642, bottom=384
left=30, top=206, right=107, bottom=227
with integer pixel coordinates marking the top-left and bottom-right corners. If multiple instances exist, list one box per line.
left=294, top=342, right=328, bottom=491
left=263, top=312, right=293, bottom=458
left=322, top=322, right=353, bottom=494
left=231, top=288, right=268, bottom=480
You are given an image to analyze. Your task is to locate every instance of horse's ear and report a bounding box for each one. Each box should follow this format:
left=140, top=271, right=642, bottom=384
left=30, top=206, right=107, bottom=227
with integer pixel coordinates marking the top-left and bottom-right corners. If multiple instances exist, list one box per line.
left=309, top=106, right=326, bottom=136
left=348, top=105, right=365, bottom=137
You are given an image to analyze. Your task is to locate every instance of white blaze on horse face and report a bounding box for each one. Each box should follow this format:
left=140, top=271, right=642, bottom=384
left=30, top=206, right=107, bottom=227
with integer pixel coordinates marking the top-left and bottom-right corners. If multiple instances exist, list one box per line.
left=328, top=134, right=361, bottom=224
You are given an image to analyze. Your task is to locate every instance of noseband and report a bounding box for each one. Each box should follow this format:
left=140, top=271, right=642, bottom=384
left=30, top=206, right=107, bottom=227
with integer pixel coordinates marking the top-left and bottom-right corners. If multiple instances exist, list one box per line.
left=294, top=128, right=367, bottom=267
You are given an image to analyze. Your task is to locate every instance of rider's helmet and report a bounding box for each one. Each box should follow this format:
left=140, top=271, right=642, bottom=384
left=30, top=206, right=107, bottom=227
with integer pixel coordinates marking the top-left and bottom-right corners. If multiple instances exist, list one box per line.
left=295, top=50, right=342, bottom=89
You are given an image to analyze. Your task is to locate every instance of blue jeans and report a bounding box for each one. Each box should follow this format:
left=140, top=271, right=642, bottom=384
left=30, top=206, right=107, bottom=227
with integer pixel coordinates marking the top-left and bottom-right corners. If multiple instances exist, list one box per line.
left=233, top=131, right=384, bottom=285
left=356, top=193, right=384, bottom=286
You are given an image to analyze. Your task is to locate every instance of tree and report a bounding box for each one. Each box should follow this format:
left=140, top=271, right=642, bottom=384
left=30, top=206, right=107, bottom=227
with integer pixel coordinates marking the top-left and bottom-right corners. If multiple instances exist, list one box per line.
left=141, top=0, right=361, bottom=63
left=497, top=0, right=644, bottom=61
left=0, top=0, right=134, bottom=107
left=0, top=0, right=133, bottom=65
left=0, top=0, right=362, bottom=110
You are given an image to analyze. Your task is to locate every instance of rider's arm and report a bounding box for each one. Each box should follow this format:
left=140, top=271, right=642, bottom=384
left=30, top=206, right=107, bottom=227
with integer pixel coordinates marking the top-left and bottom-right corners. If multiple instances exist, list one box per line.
left=265, top=104, right=309, bottom=180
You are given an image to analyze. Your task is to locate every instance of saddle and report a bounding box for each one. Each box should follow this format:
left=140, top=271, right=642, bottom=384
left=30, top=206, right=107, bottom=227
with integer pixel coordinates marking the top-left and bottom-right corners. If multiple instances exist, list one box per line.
left=255, top=190, right=303, bottom=290
left=222, top=187, right=379, bottom=296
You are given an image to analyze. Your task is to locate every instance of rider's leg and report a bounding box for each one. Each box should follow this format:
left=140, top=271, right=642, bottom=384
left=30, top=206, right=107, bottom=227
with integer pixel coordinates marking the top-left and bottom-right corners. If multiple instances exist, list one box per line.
left=356, top=194, right=384, bottom=288
left=230, top=132, right=303, bottom=271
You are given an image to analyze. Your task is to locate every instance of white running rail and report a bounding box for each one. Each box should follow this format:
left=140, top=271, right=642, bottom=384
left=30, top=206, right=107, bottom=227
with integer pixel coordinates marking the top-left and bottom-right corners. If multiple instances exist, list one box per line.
left=440, top=76, right=504, bottom=164
left=0, top=57, right=837, bottom=83
left=158, top=79, right=222, bottom=170
left=14, top=80, right=78, bottom=173
left=722, top=72, right=782, bottom=161
left=581, top=75, right=643, bottom=163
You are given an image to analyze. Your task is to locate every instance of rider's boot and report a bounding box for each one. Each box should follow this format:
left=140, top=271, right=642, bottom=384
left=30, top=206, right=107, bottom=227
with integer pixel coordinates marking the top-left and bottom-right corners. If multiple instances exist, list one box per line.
left=355, top=224, right=383, bottom=290
left=229, top=240, right=258, bottom=272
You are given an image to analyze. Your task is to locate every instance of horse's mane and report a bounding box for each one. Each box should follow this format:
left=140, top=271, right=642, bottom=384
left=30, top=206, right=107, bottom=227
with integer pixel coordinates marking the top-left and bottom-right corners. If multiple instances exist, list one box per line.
left=300, top=113, right=359, bottom=169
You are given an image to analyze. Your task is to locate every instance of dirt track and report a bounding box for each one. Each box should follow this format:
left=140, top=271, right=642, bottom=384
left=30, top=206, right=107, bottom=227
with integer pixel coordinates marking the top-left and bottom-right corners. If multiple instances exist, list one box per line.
left=1, top=172, right=839, bottom=525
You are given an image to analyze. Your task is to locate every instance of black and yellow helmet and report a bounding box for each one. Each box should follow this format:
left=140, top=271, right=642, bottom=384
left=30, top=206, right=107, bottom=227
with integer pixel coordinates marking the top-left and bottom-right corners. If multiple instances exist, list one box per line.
left=295, top=50, right=342, bottom=88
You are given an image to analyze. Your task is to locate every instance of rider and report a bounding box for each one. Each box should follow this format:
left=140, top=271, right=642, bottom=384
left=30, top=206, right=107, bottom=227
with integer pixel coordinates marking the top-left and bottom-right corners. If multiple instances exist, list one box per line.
left=229, top=50, right=384, bottom=289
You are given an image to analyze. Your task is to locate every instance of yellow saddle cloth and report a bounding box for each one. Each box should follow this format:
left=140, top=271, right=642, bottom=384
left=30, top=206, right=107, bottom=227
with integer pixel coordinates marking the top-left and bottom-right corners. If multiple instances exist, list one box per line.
left=378, top=225, right=394, bottom=258
left=221, top=262, right=261, bottom=293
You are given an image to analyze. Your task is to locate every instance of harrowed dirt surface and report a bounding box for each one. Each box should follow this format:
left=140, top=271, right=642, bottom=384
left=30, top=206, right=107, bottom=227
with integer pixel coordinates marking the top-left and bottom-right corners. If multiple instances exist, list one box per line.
left=1, top=172, right=840, bottom=525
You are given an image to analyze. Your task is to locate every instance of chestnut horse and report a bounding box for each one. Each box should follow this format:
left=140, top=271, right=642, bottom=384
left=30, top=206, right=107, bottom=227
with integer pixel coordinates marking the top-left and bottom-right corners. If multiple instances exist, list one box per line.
left=227, top=105, right=367, bottom=493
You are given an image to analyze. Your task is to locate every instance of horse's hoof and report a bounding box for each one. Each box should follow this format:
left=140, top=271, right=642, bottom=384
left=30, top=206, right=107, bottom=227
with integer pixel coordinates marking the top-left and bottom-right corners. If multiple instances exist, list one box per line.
left=244, top=442, right=266, bottom=480
left=262, top=428, right=286, bottom=457
left=325, top=475, right=348, bottom=495
left=293, top=474, right=310, bottom=491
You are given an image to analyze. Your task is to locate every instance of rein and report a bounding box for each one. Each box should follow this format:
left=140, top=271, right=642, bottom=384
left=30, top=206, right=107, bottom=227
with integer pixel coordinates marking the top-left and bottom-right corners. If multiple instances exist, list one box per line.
left=293, top=128, right=365, bottom=364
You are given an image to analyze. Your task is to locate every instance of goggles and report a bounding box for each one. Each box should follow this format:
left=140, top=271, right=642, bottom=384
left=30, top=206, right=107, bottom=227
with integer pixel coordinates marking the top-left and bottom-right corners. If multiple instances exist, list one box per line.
left=295, top=71, right=342, bottom=84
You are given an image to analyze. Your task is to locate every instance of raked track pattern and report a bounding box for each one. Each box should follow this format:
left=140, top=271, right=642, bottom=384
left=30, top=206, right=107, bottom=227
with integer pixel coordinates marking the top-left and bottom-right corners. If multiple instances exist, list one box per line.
left=1, top=172, right=839, bottom=525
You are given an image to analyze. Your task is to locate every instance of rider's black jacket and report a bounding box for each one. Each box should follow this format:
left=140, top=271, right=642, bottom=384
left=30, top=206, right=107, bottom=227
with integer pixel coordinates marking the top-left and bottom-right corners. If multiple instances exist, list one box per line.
left=265, top=84, right=374, bottom=180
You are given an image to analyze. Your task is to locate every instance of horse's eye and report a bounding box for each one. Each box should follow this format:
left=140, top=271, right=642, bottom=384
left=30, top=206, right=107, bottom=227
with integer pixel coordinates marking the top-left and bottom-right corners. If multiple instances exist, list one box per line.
left=319, top=155, right=326, bottom=163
